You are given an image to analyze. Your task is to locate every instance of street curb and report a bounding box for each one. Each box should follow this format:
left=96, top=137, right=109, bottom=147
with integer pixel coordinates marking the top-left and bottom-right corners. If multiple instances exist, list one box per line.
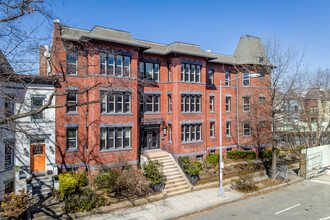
left=167, top=178, right=304, bottom=220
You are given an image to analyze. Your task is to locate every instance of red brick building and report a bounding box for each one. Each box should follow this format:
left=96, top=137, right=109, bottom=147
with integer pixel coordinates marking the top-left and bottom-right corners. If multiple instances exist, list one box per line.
left=42, top=20, right=271, bottom=174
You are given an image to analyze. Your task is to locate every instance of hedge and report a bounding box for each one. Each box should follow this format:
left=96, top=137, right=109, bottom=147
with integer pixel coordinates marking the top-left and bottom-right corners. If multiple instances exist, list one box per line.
left=227, top=151, right=256, bottom=160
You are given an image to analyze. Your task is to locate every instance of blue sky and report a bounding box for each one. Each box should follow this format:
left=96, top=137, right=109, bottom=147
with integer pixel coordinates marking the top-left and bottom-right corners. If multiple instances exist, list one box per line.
left=37, top=0, right=330, bottom=70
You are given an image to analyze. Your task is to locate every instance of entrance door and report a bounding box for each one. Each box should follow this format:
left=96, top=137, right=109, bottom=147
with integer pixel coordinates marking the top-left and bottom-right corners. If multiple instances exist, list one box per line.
left=141, top=128, right=160, bottom=150
left=30, top=144, right=45, bottom=172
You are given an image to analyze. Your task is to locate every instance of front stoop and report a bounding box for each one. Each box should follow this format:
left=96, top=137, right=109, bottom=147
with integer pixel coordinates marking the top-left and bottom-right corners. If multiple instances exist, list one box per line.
left=31, top=175, right=54, bottom=198
left=145, top=149, right=192, bottom=197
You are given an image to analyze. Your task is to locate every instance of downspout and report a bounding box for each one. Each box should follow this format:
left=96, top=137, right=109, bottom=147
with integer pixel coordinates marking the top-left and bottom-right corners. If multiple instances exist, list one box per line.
left=237, top=75, right=240, bottom=150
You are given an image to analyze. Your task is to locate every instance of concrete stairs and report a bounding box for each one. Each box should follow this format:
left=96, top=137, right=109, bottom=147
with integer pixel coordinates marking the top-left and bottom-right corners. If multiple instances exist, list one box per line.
left=145, top=149, right=192, bottom=197
left=32, top=175, right=54, bottom=198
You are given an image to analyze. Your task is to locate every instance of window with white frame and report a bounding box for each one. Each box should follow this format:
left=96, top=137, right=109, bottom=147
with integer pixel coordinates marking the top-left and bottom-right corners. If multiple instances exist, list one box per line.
left=140, top=94, right=160, bottom=113
left=100, top=53, right=130, bottom=76
left=168, top=95, right=172, bottom=112
left=139, top=62, right=159, bottom=81
left=31, top=97, right=44, bottom=120
left=225, top=71, right=230, bottom=86
left=4, top=97, right=14, bottom=117
left=100, top=127, right=131, bottom=150
left=243, top=121, right=251, bottom=136
left=4, top=181, right=14, bottom=194
left=259, top=96, right=266, bottom=104
left=181, top=95, right=201, bottom=113
left=5, top=140, right=14, bottom=169
left=168, top=64, right=172, bottom=82
left=311, top=106, right=317, bottom=114
left=66, top=53, right=77, bottom=75
left=181, top=124, right=202, bottom=142
left=168, top=124, right=172, bottom=142
left=66, top=92, right=77, bottom=113
left=209, top=69, right=214, bottom=85
left=101, top=92, right=131, bottom=114
left=210, top=122, right=215, bottom=138
left=181, top=63, right=201, bottom=82
left=210, top=96, right=214, bottom=112
left=226, top=97, right=231, bottom=112
left=196, top=155, right=203, bottom=162
left=67, top=128, right=78, bottom=149
left=226, top=121, right=231, bottom=137
left=242, top=71, right=250, bottom=86
left=243, top=97, right=251, bottom=112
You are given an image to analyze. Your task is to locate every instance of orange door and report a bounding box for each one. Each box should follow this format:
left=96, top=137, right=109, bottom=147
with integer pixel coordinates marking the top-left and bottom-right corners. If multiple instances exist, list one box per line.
left=30, top=144, right=45, bottom=172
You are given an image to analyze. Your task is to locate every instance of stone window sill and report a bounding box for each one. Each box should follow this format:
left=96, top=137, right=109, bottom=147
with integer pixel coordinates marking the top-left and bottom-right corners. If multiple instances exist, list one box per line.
left=99, top=148, right=133, bottom=153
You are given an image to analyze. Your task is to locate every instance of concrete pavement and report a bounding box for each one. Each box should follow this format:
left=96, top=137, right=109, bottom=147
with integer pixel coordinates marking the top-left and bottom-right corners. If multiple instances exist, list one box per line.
left=79, top=171, right=303, bottom=220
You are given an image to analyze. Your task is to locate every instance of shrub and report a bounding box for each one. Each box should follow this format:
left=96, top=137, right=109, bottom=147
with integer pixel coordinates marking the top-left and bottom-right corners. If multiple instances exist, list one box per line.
left=113, top=168, right=152, bottom=198
left=0, top=191, right=28, bottom=217
left=62, top=188, right=105, bottom=213
left=227, top=151, right=256, bottom=160
left=59, top=172, right=78, bottom=198
left=178, top=156, right=191, bottom=170
left=178, top=157, right=203, bottom=177
left=78, top=172, right=88, bottom=187
left=259, top=149, right=280, bottom=160
left=205, top=154, right=219, bottom=166
left=231, top=167, right=258, bottom=193
left=185, top=162, right=203, bottom=177
left=143, top=160, right=164, bottom=184
left=93, top=170, right=120, bottom=191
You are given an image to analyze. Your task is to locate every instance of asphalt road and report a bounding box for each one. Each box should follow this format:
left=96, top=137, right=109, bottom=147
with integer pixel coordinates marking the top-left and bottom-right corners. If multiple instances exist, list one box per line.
left=183, top=175, right=330, bottom=220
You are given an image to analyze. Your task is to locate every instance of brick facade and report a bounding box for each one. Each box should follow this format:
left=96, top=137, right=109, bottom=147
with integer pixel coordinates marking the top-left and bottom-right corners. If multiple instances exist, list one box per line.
left=45, top=20, right=271, bottom=173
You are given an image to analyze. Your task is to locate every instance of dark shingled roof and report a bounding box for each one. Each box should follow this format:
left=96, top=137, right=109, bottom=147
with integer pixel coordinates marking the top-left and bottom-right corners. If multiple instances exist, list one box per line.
left=59, top=22, right=270, bottom=66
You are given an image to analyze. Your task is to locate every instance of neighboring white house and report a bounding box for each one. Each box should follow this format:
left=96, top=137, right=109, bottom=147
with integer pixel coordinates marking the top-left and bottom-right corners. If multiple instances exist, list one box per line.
left=0, top=76, right=56, bottom=199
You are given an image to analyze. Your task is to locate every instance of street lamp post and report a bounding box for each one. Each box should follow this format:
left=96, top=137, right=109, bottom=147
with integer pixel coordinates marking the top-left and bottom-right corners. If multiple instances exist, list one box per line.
left=218, top=73, right=260, bottom=197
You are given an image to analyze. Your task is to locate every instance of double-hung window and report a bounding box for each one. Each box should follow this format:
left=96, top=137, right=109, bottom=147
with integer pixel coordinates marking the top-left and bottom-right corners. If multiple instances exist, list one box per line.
left=168, top=124, right=172, bottom=142
left=311, top=106, right=317, bottom=114
left=243, top=121, right=251, bottom=136
left=210, top=122, right=215, bottom=138
left=210, top=96, right=214, bottom=112
left=5, top=140, right=14, bottom=169
left=139, top=62, right=159, bottom=81
left=242, top=71, right=250, bottom=86
left=181, top=63, right=201, bottom=82
left=66, top=92, right=77, bottom=113
left=100, top=127, right=131, bottom=150
left=225, top=71, right=230, bottom=86
left=259, top=96, right=266, bottom=104
left=181, top=124, right=202, bottom=142
left=226, top=97, right=231, bottom=112
left=4, top=97, right=14, bottom=117
left=168, top=64, right=172, bottom=82
left=168, top=95, right=172, bottom=112
left=31, top=97, right=44, bottom=120
left=101, top=92, right=131, bottom=114
left=226, top=121, right=231, bottom=136
left=66, top=53, right=77, bottom=75
left=209, top=69, right=214, bottom=85
left=140, top=94, right=160, bottom=113
left=67, top=128, right=78, bottom=149
left=243, top=97, right=251, bottom=112
left=100, top=53, right=130, bottom=76
left=181, top=95, right=201, bottom=113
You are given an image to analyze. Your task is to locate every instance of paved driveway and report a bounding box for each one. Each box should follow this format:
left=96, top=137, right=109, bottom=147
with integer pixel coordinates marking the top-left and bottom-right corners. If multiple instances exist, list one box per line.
left=183, top=175, right=330, bottom=220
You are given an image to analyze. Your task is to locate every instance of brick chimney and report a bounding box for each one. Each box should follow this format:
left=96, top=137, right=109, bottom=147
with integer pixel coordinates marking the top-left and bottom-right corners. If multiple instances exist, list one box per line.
left=39, top=45, right=48, bottom=76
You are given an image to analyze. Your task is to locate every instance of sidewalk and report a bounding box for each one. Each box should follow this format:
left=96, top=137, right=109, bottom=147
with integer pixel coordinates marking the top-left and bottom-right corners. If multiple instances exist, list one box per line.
left=79, top=171, right=303, bottom=220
